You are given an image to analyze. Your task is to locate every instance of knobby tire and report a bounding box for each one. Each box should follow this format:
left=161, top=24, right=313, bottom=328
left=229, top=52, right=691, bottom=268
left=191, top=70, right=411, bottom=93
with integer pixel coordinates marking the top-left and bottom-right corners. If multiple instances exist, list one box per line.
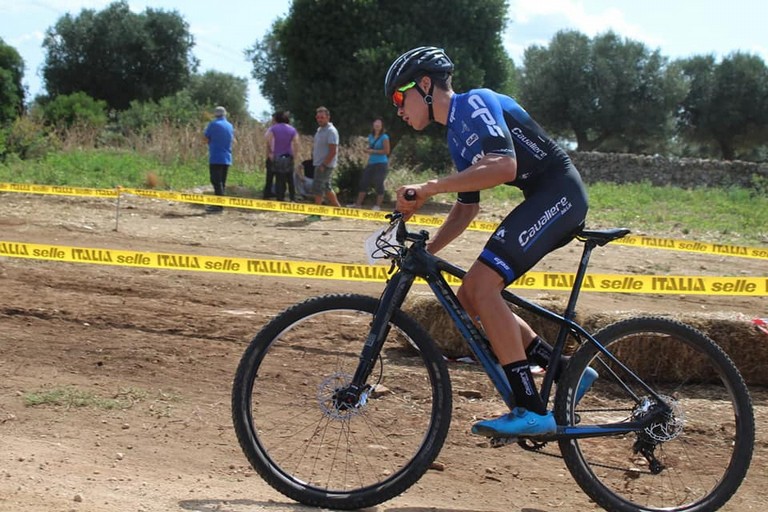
left=231, top=294, right=452, bottom=510
left=555, top=316, right=754, bottom=512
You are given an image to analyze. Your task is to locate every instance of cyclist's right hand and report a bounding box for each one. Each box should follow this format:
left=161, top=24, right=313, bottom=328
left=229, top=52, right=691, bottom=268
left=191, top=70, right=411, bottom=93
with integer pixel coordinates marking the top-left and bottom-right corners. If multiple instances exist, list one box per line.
left=395, top=184, right=426, bottom=219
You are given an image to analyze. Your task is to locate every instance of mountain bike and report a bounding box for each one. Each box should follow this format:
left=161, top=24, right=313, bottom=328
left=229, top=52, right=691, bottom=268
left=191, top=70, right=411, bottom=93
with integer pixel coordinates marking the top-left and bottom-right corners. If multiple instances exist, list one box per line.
left=231, top=212, right=754, bottom=512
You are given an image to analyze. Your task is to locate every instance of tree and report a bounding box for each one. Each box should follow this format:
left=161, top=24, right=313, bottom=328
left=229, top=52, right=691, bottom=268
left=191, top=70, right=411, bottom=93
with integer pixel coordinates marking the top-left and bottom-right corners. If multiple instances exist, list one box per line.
left=39, top=91, right=107, bottom=129
left=0, top=37, right=25, bottom=124
left=187, top=71, right=249, bottom=122
left=42, top=1, right=197, bottom=110
left=117, top=91, right=203, bottom=134
left=246, top=0, right=512, bottom=141
left=677, top=52, right=768, bottom=160
left=520, top=30, right=685, bottom=153
left=673, top=55, right=718, bottom=157
left=519, top=31, right=592, bottom=147
left=247, top=20, right=289, bottom=116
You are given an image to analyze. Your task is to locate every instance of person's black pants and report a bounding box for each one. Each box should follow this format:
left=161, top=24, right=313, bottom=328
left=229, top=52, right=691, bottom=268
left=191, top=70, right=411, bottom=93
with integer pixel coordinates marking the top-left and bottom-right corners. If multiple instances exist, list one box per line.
left=209, top=164, right=229, bottom=196
left=274, top=172, right=296, bottom=201
left=263, top=158, right=275, bottom=199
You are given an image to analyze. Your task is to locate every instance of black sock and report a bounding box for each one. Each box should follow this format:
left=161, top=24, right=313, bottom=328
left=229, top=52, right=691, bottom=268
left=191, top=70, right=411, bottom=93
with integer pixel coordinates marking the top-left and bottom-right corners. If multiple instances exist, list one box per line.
left=526, top=336, right=570, bottom=382
left=503, top=360, right=546, bottom=415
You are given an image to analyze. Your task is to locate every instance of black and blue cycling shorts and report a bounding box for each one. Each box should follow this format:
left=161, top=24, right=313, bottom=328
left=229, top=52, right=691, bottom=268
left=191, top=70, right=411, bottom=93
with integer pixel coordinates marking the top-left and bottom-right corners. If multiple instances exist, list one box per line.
left=478, top=163, right=588, bottom=286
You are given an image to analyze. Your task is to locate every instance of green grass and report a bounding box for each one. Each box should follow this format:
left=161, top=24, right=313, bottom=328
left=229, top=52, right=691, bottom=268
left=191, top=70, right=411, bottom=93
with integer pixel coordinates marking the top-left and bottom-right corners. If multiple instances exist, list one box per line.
left=0, top=148, right=266, bottom=193
left=2, top=148, right=766, bottom=245
left=23, top=386, right=126, bottom=409
left=411, top=173, right=767, bottom=246
left=22, top=385, right=181, bottom=412
left=583, top=182, right=767, bottom=244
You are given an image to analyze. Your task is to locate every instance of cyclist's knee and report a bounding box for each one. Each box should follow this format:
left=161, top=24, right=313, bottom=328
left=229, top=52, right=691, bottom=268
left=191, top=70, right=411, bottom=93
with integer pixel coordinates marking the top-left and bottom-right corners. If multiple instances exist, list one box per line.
left=456, top=286, right=477, bottom=318
left=458, top=275, right=490, bottom=312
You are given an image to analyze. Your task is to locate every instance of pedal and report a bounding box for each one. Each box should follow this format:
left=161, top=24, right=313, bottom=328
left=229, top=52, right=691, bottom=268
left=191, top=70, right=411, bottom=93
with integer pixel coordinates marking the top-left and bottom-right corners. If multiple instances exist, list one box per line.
left=489, top=436, right=518, bottom=448
left=517, top=438, right=548, bottom=452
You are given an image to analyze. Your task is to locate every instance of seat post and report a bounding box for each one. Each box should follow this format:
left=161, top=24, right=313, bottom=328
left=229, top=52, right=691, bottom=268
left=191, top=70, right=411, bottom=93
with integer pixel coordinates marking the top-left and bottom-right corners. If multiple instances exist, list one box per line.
left=541, top=239, right=598, bottom=405
left=562, top=239, right=597, bottom=322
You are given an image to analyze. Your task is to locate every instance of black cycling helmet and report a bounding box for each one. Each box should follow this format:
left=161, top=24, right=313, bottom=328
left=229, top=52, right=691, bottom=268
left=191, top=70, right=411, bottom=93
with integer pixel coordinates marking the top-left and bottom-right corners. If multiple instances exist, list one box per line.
left=384, top=46, right=454, bottom=98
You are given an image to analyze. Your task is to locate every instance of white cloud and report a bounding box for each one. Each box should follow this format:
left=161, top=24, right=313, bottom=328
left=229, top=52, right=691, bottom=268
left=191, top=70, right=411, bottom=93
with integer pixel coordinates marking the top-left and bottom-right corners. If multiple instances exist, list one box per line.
left=8, top=31, right=46, bottom=47
left=17, top=0, right=111, bottom=15
left=504, top=0, right=661, bottom=62
left=508, top=0, right=629, bottom=32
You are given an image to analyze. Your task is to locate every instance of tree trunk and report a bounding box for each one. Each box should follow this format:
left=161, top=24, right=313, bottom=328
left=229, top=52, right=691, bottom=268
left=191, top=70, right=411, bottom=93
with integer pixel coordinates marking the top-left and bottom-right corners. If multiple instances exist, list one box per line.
left=718, top=138, right=735, bottom=160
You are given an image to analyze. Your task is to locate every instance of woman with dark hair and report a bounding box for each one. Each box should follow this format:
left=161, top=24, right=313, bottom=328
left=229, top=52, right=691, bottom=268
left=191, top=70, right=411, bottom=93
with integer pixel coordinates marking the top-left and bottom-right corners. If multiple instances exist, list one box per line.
left=348, top=118, right=390, bottom=210
left=264, top=111, right=300, bottom=201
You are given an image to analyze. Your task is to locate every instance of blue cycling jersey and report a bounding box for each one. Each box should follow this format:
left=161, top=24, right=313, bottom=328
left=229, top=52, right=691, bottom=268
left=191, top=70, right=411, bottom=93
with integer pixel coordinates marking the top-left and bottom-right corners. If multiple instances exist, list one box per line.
left=446, top=89, right=571, bottom=203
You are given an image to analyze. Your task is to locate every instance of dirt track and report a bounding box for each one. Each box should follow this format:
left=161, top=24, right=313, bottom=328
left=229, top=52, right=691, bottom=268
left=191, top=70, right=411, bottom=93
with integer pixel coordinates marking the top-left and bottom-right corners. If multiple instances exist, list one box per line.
left=0, top=192, right=766, bottom=511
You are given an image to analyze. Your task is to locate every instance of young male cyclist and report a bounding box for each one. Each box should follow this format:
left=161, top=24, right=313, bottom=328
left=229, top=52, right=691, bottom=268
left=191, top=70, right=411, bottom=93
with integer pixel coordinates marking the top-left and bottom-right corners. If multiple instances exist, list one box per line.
left=385, top=46, right=597, bottom=437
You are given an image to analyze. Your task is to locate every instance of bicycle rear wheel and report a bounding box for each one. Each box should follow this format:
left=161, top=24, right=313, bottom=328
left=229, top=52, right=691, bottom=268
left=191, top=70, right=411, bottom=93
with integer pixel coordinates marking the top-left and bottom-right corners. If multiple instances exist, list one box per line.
left=555, top=316, right=754, bottom=512
left=232, top=293, right=452, bottom=510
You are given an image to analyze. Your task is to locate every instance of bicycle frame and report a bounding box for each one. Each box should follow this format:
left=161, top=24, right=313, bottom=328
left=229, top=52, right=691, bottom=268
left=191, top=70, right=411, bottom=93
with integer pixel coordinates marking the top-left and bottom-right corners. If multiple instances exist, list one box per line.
left=352, top=224, right=670, bottom=440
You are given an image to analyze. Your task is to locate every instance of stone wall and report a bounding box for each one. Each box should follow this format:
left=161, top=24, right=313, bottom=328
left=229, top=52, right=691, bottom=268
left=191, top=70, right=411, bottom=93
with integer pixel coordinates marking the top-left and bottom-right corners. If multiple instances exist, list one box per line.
left=569, top=152, right=768, bottom=188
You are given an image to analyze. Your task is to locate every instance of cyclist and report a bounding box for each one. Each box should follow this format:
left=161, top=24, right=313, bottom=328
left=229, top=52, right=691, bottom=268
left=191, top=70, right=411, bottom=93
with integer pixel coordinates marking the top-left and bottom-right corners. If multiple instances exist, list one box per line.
left=385, top=46, right=597, bottom=437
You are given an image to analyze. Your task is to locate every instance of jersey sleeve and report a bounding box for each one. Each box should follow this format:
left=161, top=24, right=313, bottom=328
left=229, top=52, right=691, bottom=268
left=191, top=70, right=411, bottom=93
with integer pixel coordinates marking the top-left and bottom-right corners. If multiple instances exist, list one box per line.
left=471, top=90, right=516, bottom=159
left=446, top=132, right=480, bottom=204
left=450, top=90, right=517, bottom=205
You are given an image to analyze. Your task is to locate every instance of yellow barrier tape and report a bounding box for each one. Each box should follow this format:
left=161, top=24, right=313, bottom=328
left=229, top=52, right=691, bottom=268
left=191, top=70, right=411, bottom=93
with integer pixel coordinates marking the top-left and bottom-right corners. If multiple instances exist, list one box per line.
left=122, top=187, right=392, bottom=221
left=1, top=241, right=765, bottom=296
left=0, top=182, right=118, bottom=198
left=2, top=182, right=766, bottom=260
left=611, top=236, right=768, bottom=260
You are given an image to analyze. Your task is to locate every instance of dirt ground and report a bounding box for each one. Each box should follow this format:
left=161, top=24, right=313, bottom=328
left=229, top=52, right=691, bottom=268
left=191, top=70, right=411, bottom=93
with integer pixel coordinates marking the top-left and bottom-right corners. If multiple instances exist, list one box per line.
left=0, top=192, right=766, bottom=512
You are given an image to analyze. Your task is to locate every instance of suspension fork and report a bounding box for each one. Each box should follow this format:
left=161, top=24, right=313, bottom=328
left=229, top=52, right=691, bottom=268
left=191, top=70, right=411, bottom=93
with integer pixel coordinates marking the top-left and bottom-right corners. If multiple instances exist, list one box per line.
left=349, top=269, right=416, bottom=389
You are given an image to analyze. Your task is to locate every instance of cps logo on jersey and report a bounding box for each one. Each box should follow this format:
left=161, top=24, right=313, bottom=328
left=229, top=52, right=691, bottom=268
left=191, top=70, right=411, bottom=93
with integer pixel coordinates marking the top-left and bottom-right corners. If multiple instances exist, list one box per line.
left=468, top=95, right=504, bottom=138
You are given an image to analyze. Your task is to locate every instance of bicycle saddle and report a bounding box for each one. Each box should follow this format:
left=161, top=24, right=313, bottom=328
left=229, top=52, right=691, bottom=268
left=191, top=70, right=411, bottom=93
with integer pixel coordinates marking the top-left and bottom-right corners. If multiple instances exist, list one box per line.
left=577, top=228, right=631, bottom=246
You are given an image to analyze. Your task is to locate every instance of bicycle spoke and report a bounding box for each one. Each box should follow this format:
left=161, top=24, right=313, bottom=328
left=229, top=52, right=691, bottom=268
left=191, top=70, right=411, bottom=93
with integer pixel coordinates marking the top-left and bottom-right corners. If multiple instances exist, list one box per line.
left=232, top=294, right=451, bottom=509
left=558, top=317, right=754, bottom=512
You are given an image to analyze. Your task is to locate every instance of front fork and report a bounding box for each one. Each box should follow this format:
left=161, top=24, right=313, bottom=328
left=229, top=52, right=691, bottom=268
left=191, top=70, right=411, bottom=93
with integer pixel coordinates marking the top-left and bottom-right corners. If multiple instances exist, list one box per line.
left=340, top=271, right=416, bottom=406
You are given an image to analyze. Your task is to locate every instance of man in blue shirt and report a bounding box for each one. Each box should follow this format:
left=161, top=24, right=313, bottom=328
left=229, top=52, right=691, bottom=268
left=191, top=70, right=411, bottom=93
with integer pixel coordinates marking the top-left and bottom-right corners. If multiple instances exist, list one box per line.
left=385, top=47, right=596, bottom=438
left=203, top=106, right=235, bottom=213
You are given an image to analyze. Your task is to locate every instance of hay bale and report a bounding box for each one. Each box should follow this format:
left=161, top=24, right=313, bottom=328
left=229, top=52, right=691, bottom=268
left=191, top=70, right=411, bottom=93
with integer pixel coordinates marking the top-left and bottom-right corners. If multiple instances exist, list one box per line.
left=676, top=312, right=766, bottom=387
left=580, top=311, right=765, bottom=387
left=401, top=295, right=765, bottom=387
left=403, top=294, right=467, bottom=358
left=401, top=294, right=585, bottom=358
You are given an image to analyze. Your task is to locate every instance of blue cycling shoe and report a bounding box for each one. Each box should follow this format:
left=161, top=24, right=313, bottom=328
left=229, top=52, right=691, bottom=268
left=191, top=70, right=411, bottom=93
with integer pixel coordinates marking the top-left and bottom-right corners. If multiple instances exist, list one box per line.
left=471, top=407, right=556, bottom=438
left=575, top=367, right=599, bottom=405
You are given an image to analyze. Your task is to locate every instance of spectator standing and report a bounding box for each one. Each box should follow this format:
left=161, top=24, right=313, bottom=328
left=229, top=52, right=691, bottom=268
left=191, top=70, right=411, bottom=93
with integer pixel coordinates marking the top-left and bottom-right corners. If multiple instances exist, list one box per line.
left=308, top=106, right=341, bottom=221
left=203, top=106, right=234, bottom=213
left=348, top=118, right=390, bottom=210
left=265, top=111, right=300, bottom=201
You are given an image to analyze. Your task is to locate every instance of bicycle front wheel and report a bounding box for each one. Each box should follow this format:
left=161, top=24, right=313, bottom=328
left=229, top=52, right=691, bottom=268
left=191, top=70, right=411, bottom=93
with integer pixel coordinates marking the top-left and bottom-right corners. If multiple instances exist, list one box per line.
left=231, top=293, right=452, bottom=510
left=555, top=316, right=754, bottom=512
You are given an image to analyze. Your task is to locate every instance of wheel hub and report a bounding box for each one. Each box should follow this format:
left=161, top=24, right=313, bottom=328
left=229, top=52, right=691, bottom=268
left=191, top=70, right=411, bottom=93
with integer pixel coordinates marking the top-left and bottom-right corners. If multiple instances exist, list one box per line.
left=633, top=394, right=685, bottom=443
left=317, top=373, right=370, bottom=420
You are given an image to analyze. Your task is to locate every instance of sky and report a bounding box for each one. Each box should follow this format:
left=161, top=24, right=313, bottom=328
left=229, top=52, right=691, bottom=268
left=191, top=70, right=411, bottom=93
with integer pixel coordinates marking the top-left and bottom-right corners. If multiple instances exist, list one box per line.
left=2, top=0, right=767, bottom=119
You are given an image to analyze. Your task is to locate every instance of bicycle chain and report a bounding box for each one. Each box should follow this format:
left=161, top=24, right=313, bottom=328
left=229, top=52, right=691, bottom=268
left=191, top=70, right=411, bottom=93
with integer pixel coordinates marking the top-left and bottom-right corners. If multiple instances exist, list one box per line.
left=494, top=406, right=653, bottom=476
left=513, top=440, right=655, bottom=474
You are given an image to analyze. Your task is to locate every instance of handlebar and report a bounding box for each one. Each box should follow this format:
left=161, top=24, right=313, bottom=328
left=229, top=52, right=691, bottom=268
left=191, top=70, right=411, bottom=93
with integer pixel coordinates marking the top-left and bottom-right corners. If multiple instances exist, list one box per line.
left=368, top=210, right=429, bottom=263
left=386, top=212, right=428, bottom=243
left=367, top=188, right=426, bottom=263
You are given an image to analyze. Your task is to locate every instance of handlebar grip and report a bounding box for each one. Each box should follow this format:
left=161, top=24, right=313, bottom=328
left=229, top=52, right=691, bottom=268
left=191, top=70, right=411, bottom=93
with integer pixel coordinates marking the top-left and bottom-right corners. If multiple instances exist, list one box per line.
left=404, top=189, right=417, bottom=201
